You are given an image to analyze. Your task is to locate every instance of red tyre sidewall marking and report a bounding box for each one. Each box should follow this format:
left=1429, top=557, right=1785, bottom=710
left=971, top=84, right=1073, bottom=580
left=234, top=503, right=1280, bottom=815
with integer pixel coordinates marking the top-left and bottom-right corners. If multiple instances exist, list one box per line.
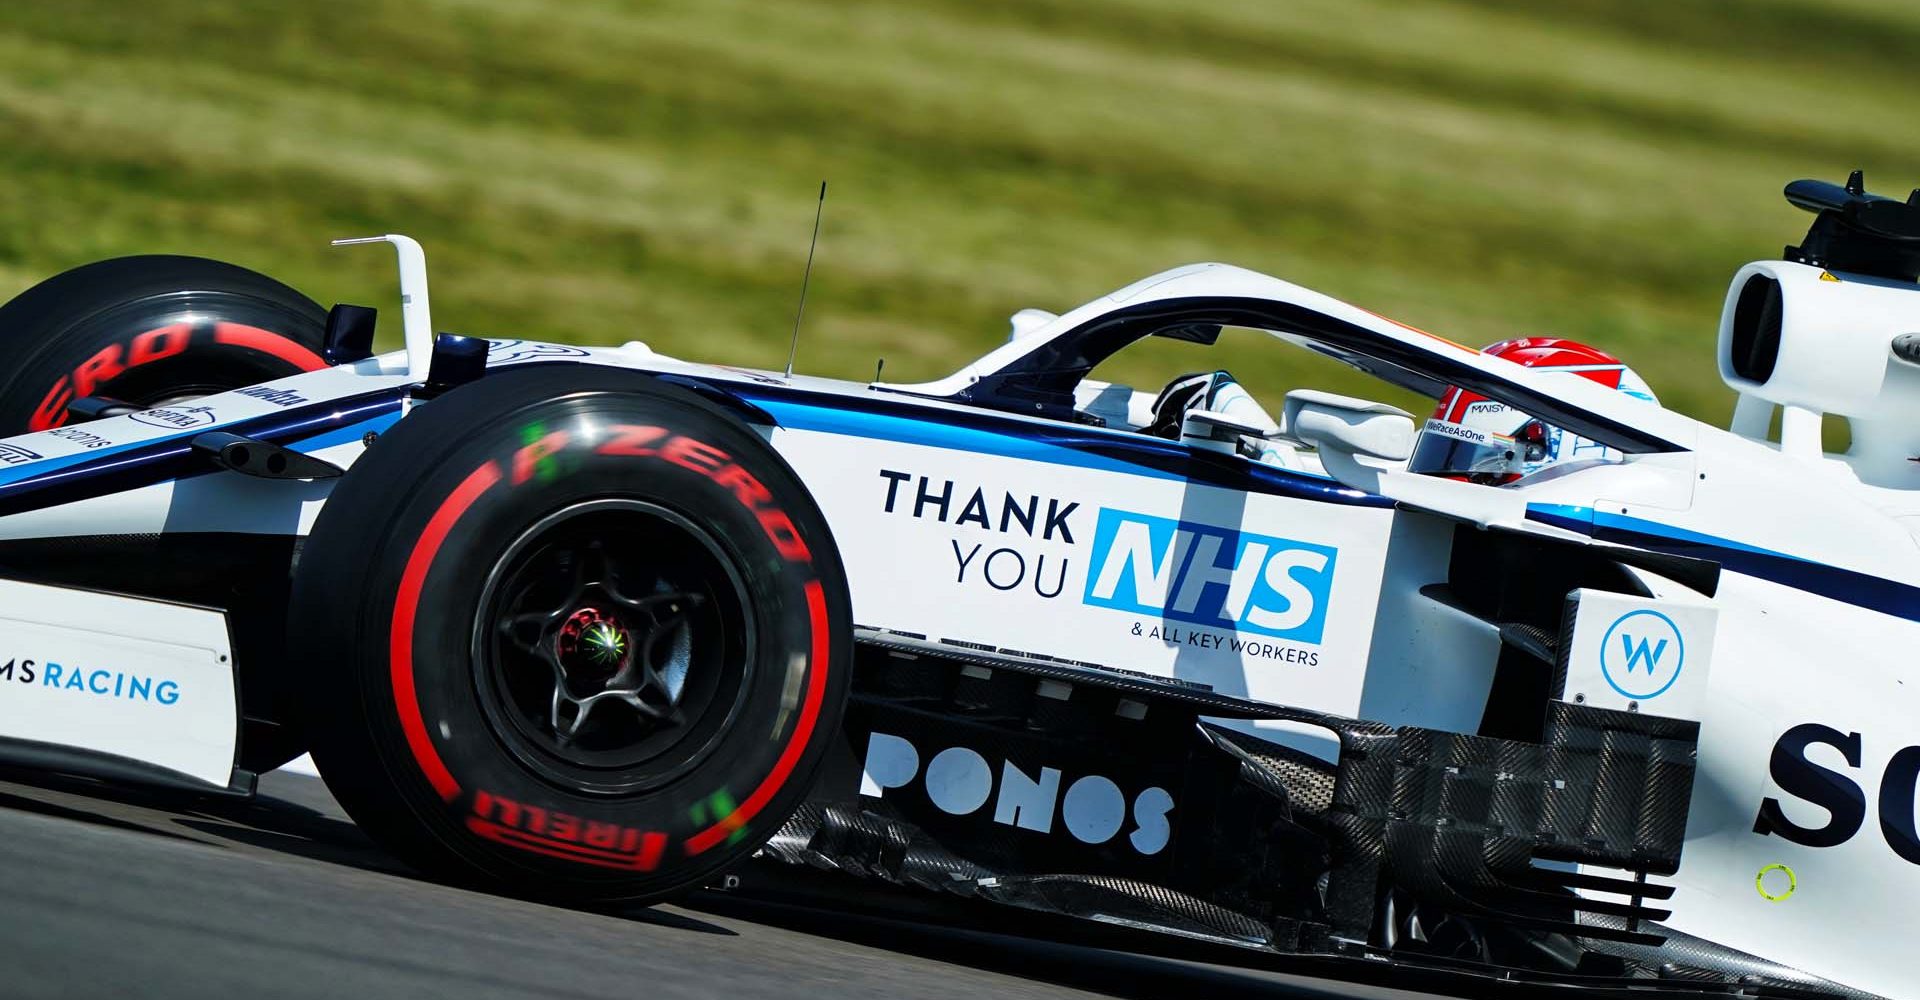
left=465, top=790, right=668, bottom=871
left=390, top=460, right=503, bottom=802
left=129, top=323, right=192, bottom=365
left=26, top=322, right=326, bottom=431
left=683, top=579, right=830, bottom=856
left=389, top=423, right=834, bottom=868
left=30, top=379, right=73, bottom=432
left=212, top=322, right=327, bottom=370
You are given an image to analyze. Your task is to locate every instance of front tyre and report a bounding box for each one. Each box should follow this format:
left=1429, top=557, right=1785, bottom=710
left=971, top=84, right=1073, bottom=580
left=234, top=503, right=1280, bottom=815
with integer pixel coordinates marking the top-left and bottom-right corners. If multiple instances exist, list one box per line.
left=292, top=366, right=850, bottom=900
left=0, top=255, right=328, bottom=432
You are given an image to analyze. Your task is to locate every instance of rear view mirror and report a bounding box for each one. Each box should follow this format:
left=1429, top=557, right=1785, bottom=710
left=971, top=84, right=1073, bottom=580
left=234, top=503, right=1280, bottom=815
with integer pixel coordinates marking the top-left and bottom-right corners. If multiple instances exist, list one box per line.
left=1180, top=408, right=1271, bottom=444
left=1282, top=390, right=1415, bottom=462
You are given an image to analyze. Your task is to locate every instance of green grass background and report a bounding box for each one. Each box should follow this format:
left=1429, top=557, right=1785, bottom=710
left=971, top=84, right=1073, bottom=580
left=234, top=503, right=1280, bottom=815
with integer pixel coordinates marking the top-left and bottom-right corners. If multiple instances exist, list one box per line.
left=1, top=0, right=1915, bottom=423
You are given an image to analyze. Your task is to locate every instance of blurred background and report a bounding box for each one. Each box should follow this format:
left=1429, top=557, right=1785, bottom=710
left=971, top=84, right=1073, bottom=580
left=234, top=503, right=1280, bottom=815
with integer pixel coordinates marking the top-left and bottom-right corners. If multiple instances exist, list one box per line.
left=0, top=0, right=1915, bottom=423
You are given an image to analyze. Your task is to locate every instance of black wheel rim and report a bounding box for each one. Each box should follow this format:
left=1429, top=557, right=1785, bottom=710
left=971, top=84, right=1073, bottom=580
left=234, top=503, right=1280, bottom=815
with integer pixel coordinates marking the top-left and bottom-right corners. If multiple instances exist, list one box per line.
left=473, top=499, right=755, bottom=796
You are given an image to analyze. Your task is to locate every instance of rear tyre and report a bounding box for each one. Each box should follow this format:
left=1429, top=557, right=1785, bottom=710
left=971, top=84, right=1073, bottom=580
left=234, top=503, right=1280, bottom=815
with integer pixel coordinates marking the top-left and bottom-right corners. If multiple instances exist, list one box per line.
left=292, top=365, right=850, bottom=901
left=0, top=255, right=328, bottom=432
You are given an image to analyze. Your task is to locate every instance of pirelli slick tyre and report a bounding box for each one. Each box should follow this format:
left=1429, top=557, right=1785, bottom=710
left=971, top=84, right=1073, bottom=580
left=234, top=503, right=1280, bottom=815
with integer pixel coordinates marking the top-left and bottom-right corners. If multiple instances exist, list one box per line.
left=0, top=255, right=328, bottom=433
left=292, top=366, right=851, bottom=901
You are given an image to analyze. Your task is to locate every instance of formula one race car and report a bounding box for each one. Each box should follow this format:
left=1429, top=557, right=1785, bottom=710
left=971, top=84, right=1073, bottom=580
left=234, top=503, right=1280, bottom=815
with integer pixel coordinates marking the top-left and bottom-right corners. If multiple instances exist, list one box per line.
left=0, top=174, right=1914, bottom=999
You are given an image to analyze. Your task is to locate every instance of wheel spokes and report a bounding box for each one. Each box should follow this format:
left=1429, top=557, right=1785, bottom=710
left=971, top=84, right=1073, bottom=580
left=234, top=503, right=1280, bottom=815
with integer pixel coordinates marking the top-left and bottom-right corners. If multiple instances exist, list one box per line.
left=500, top=547, right=704, bottom=742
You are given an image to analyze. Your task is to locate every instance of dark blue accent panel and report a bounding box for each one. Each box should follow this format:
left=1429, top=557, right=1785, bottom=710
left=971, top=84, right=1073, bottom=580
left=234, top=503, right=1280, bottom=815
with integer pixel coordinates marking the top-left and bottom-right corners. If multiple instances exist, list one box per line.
left=289, top=412, right=405, bottom=454
left=0, top=388, right=408, bottom=517
left=717, top=381, right=1395, bottom=510
left=1526, top=505, right=1920, bottom=623
left=1525, top=507, right=1599, bottom=537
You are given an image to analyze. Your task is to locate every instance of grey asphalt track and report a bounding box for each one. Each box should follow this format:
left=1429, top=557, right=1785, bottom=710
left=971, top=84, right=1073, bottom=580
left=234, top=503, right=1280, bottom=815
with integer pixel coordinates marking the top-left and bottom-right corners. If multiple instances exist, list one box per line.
left=0, top=770, right=1429, bottom=1000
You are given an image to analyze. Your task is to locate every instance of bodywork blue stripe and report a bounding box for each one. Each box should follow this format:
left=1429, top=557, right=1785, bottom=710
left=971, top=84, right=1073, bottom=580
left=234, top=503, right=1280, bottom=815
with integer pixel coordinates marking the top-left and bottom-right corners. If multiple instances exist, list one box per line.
left=289, top=412, right=405, bottom=453
left=1528, top=503, right=1920, bottom=621
left=742, top=389, right=1394, bottom=509
left=0, top=388, right=408, bottom=516
left=0, top=430, right=190, bottom=489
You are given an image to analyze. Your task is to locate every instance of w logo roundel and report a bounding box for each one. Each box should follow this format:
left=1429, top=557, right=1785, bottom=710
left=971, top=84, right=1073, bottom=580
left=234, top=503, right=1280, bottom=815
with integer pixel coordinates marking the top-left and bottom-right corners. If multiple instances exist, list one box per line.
left=1599, top=609, right=1685, bottom=700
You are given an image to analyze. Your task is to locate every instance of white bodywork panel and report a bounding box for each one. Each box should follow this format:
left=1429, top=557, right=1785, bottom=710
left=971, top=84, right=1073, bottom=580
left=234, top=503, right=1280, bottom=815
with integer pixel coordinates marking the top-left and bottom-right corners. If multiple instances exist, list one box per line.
left=1560, top=588, right=1718, bottom=720
left=1660, top=572, right=1917, bottom=1000
left=769, top=425, right=1395, bottom=743
left=0, top=580, right=236, bottom=787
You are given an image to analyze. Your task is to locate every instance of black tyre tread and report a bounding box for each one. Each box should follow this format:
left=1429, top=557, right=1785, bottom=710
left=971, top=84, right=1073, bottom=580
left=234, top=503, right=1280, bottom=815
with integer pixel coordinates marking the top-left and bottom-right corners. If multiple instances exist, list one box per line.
left=0, top=254, right=329, bottom=436
left=0, top=254, right=325, bottom=390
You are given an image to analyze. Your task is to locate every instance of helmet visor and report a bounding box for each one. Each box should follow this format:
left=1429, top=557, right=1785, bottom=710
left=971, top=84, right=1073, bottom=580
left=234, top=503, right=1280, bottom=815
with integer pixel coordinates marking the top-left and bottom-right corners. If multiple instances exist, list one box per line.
left=1409, top=418, right=1547, bottom=485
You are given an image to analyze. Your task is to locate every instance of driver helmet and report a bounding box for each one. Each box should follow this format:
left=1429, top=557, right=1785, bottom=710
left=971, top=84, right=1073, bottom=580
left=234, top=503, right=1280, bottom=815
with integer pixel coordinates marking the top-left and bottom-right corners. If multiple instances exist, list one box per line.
left=1409, top=338, right=1656, bottom=485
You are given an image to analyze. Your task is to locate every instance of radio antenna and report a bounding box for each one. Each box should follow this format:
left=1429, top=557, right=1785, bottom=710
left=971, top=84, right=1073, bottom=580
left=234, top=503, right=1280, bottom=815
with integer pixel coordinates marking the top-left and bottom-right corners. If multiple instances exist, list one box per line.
left=784, top=181, right=827, bottom=379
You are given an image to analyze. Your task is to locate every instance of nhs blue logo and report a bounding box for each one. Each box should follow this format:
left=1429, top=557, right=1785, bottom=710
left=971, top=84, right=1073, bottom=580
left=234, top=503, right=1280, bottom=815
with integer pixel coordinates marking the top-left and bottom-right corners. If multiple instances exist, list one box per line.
left=1599, top=609, right=1685, bottom=700
left=1081, top=508, right=1338, bottom=643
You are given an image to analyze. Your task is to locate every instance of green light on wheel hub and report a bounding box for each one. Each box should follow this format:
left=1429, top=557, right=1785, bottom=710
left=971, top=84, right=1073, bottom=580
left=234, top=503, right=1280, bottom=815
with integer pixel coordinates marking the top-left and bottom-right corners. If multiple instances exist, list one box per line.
left=583, top=621, right=627, bottom=664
